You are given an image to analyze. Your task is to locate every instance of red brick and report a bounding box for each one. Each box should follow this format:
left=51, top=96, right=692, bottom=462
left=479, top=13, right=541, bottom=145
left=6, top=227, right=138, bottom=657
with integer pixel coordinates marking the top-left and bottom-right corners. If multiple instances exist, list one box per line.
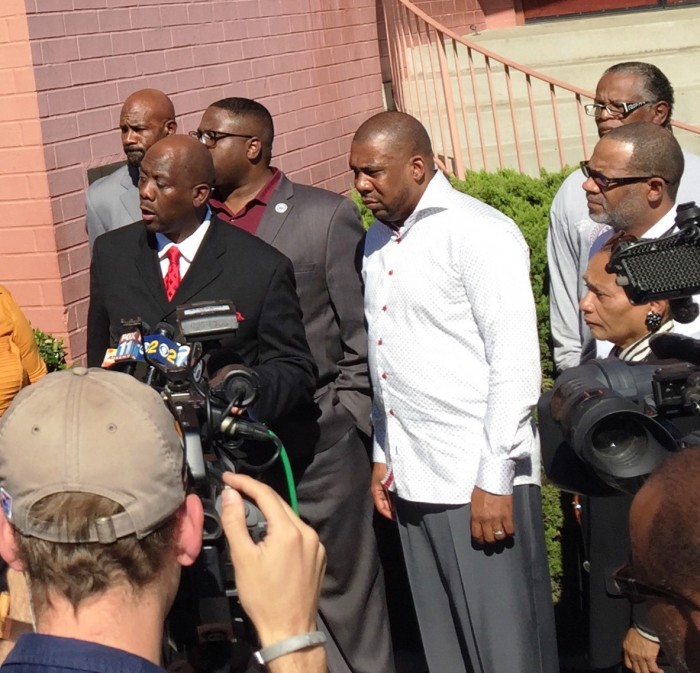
left=33, top=64, right=72, bottom=91
left=97, top=8, right=131, bottom=31
left=83, top=81, right=121, bottom=109
left=78, top=33, right=114, bottom=59
left=187, top=2, right=213, bottom=23
left=41, top=115, right=79, bottom=143
left=0, top=228, right=39, bottom=254
left=104, top=54, right=138, bottom=79
left=160, top=4, right=190, bottom=26
left=26, top=13, right=66, bottom=39
left=164, top=47, right=193, bottom=71
left=47, top=88, right=86, bottom=115
left=47, top=166, right=84, bottom=197
left=141, top=27, right=172, bottom=51
left=89, top=130, right=121, bottom=160
left=60, top=192, right=88, bottom=222
left=71, top=59, right=107, bottom=86
left=54, top=137, right=92, bottom=168
left=73, top=0, right=108, bottom=8
left=135, top=51, right=166, bottom=76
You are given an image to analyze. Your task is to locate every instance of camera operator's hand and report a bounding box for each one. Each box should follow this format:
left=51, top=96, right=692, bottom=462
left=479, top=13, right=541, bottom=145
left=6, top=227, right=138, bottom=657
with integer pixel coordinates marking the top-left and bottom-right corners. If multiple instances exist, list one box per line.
left=220, top=473, right=327, bottom=673
left=371, top=462, right=394, bottom=521
left=623, top=627, right=662, bottom=673
left=470, top=487, right=514, bottom=545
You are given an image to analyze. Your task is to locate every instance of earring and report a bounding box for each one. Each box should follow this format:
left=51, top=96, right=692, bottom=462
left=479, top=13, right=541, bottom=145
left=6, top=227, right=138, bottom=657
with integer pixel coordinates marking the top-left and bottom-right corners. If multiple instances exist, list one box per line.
left=645, top=310, right=663, bottom=332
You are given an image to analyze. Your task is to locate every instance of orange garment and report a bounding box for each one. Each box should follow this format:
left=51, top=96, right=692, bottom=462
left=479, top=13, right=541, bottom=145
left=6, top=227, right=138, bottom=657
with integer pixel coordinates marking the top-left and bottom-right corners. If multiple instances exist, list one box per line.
left=0, top=285, right=47, bottom=417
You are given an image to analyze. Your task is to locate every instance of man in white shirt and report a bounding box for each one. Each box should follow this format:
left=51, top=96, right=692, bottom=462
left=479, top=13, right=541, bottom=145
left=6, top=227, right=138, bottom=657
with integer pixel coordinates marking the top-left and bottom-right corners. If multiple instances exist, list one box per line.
left=548, top=62, right=700, bottom=371
left=350, top=111, right=558, bottom=673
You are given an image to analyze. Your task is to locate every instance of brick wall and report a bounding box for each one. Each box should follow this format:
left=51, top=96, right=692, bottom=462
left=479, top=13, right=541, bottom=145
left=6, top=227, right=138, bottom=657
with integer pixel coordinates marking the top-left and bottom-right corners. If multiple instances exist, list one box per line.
left=408, top=1, right=518, bottom=33
left=0, top=0, right=65, bottom=336
left=3, top=0, right=384, bottom=361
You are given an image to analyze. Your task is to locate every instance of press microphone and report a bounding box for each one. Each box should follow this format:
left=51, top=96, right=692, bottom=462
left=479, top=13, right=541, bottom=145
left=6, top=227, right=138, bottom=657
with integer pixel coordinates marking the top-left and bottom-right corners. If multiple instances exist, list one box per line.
left=111, top=330, right=146, bottom=376
left=650, top=333, right=700, bottom=366
left=144, top=322, right=181, bottom=369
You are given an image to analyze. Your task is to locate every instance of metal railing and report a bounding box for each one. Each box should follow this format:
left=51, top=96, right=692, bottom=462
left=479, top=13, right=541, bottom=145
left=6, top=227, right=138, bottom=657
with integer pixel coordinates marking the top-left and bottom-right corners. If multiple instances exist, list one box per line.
left=382, top=0, right=700, bottom=178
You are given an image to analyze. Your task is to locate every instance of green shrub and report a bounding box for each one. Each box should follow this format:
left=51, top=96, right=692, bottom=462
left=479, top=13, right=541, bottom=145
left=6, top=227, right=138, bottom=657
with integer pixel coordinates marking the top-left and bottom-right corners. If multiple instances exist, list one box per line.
left=353, top=166, right=576, bottom=598
left=33, top=328, right=69, bottom=372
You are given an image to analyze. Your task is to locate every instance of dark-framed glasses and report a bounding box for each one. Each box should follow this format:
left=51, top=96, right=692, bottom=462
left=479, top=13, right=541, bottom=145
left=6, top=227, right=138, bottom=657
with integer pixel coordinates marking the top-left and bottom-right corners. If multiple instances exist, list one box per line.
left=189, top=130, right=254, bottom=148
left=613, top=562, right=700, bottom=612
left=580, top=161, right=665, bottom=191
left=584, top=100, right=655, bottom=119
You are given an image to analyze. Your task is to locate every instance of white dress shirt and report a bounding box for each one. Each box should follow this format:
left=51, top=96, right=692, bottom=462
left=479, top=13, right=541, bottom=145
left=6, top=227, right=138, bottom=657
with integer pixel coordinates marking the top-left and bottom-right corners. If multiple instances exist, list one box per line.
left=363, top=171, right=541, bottom=505
left=155, top=208, right=212, bottom=279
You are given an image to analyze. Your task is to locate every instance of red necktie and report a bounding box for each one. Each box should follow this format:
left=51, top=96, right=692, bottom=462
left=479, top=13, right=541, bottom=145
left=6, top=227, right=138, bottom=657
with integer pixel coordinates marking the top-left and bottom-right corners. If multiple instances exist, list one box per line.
left=163, top=246, right=181, bottom=301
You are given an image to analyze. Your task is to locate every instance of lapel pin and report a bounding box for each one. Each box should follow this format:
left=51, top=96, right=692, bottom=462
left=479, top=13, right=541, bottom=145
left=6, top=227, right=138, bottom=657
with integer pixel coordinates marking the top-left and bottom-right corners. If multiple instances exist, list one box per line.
left=274, top=203, right=288, bottom=214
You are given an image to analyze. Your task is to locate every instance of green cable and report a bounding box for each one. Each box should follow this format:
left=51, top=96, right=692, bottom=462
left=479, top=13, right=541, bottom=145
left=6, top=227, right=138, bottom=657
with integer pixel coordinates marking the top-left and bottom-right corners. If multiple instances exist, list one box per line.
left=268, top=429, right=299, bottom=515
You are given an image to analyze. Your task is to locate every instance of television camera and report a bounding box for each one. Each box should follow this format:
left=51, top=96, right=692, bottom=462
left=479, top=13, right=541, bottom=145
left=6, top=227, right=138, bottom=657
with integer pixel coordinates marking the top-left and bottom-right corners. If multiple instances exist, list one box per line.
left=105, top=299, right=295, bottom=671
left=540, top=201, right=700, bottom=496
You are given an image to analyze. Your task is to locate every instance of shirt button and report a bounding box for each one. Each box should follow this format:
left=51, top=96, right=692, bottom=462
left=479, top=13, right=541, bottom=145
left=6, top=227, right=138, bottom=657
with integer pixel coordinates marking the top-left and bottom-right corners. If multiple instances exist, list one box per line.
left=388, top=270, right=394, bottom=276
left=382, top=305, right=387, bottom=312
left=382, top=372, right=387, bottom=380
left=377, top=339, right=383, bottom=345
left=389, top=409, right=395, bottom=416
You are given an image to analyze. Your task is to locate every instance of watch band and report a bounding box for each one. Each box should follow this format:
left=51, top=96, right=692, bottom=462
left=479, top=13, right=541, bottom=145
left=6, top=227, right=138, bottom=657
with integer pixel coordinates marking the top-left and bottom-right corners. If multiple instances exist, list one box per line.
left=253, top=630, right=327, bottom=665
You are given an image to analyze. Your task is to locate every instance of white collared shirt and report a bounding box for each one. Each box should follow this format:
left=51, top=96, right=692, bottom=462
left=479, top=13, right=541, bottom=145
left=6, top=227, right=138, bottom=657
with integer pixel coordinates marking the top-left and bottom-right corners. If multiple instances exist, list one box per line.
left=363, top=171, right=541, bottom=505
left=156, top=208, right=212, bottom=279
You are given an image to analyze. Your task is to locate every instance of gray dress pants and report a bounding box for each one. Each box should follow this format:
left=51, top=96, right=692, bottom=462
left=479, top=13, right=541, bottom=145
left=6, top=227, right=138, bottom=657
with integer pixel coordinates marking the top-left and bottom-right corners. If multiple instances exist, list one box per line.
left=394, top=484, right=559, bottom=673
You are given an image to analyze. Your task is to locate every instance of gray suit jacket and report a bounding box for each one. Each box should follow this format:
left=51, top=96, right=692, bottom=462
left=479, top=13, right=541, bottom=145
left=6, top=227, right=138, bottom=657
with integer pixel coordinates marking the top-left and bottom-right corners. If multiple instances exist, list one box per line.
left=255, top=174, right=371, bottom=452
left=85, top=164, right=141, bottom=251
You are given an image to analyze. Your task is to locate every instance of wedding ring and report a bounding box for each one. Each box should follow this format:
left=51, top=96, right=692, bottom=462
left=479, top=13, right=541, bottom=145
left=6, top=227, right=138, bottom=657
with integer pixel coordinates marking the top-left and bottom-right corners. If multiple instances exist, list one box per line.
left=493, top=529, right=506, bottom=538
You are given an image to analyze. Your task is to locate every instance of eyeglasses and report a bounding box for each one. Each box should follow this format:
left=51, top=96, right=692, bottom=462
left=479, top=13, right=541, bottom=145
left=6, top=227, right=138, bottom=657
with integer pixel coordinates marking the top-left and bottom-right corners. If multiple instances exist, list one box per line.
left=584, top=100, right=655, bottom=119
left=580, top=161, right=664, bottom=191
left=613, top=562, right=700, bottom=612
left=189, top=130, right=254, bottom=148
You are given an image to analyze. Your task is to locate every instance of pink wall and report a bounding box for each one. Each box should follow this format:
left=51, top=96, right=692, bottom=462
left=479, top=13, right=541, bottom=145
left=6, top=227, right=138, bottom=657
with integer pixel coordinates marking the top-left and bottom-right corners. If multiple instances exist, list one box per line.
left=0, top=0, right=66, bottom=338
left=2, top=0, right=385, bottom=362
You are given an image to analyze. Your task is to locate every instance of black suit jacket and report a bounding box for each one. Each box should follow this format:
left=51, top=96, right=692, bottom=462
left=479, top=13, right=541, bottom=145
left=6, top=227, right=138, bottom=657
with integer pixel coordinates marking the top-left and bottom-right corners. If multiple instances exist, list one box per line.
left=219, top=174, right=371, bottom=453
left=87, top=216, right=316, bottom=423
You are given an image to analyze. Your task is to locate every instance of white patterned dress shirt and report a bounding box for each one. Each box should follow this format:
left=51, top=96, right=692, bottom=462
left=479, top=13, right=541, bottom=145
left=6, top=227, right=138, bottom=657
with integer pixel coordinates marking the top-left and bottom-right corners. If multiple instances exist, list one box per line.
left=363, top=171, right=541, bottom=505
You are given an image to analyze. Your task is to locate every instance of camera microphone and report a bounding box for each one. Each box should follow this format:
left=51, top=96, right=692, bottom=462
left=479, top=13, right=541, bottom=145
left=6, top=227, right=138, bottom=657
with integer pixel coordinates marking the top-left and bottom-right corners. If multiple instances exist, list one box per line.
left=650, top=333, right=700, bottom=366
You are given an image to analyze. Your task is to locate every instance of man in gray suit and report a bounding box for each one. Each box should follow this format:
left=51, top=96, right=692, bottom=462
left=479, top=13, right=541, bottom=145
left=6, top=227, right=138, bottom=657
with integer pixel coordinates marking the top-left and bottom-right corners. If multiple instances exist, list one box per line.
left=194, top=98, right=395, bottom=673
left=85, top=89, right=177, bottom=250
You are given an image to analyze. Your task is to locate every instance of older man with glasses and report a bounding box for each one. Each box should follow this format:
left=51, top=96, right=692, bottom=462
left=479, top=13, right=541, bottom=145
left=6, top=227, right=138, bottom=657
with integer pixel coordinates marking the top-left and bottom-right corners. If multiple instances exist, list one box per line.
left=547, top=62, right=700, bottom=373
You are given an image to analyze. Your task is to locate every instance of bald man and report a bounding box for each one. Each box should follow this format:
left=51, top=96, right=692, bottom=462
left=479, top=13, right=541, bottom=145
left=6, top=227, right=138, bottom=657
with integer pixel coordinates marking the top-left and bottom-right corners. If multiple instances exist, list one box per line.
left=87, top=136, right=316, bottom=424
left=352, top=111, right=558, bottom=673
left=85, top=89, right=177, bottom=251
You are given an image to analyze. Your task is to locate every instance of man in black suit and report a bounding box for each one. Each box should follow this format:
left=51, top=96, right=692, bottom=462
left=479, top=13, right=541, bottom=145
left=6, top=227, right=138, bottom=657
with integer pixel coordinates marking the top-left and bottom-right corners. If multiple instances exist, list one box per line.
left=193, top=99, right=394, bottom=673
left=86, top=135, right=316, bottom=424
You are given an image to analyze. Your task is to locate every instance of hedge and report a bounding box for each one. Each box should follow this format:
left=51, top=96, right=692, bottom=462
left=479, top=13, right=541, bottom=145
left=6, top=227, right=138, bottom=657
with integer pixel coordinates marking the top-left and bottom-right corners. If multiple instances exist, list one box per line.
left=353, top=165, right=576, bottom=597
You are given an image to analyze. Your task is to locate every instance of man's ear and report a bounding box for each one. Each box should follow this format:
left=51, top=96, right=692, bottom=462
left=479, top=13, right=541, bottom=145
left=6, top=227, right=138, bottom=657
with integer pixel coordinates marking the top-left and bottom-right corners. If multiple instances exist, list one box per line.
left=650, top=101, right=670, bottom=127
left=175, top=494, right=204, bottom=568
left=409, top=155, right=427, bottom=183
left=193, top=184, right=211, bottom=208
left=646, top=176, right=667, bottom=206
left=165, top=119, right=177, bottom=136
left=246, top=137, right=263, bottom=162
left=0, top=512, right=24, bottom=572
